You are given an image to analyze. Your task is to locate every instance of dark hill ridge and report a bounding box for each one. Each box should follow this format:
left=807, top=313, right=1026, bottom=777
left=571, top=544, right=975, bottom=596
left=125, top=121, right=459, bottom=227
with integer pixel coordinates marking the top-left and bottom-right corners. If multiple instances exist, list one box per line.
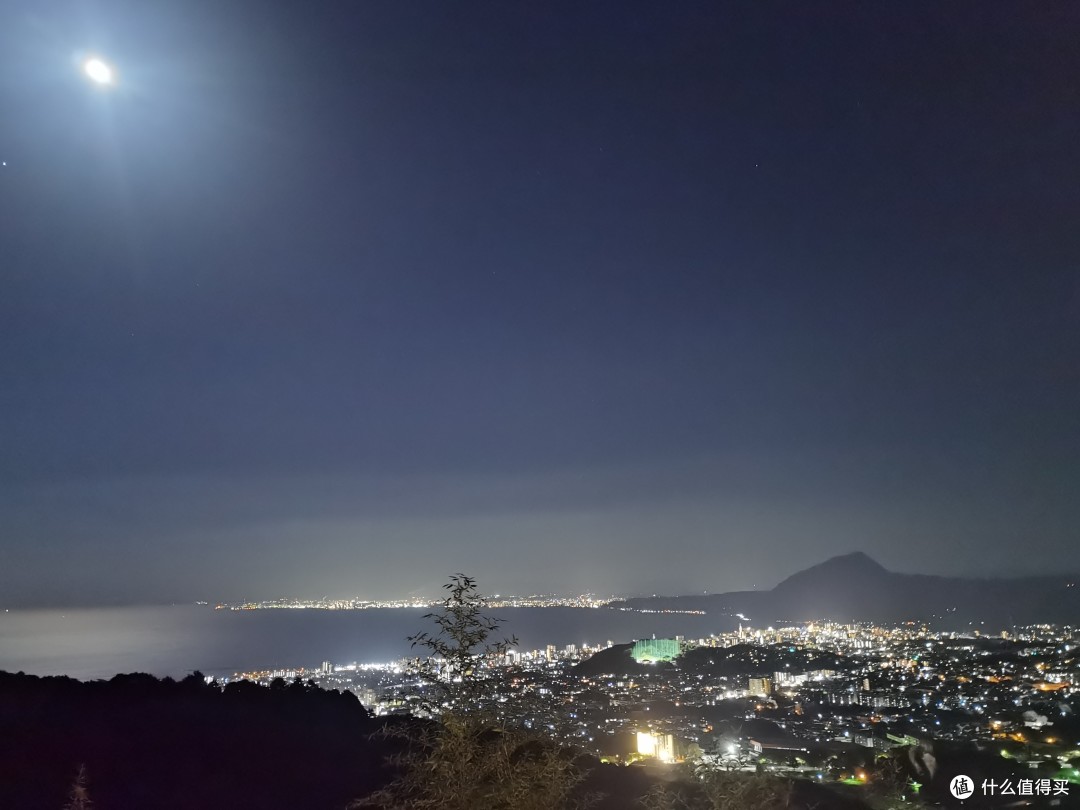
left=0, top=670, right=392, bottom=810
left=572, top=642, right=657, bottom=677
left=573, top=641, right=845, bottom=678
left=614, top=552, right=1080, bottom=627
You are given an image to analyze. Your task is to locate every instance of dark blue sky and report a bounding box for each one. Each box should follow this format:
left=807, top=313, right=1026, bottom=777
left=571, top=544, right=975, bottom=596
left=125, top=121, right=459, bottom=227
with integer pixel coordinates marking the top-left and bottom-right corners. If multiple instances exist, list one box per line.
left=2, top=2, right=1078, bottom=606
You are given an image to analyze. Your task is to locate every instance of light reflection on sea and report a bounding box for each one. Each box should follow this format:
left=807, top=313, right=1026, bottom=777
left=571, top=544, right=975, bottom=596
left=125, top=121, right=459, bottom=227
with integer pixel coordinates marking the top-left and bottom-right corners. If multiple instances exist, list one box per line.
left=0, top=605, right=736, bottom=681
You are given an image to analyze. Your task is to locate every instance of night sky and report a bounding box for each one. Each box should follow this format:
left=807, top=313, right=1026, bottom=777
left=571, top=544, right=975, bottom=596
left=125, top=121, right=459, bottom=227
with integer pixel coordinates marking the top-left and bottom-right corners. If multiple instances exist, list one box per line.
left=2, top=2, right=1078, bottom=607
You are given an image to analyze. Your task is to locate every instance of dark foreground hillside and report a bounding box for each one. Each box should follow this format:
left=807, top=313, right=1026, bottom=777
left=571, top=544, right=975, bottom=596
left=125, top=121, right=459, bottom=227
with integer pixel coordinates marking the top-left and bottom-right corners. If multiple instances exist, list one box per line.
left=0, top=670, right=393, bottom=810
left=0, top=670, right=880, bottom=810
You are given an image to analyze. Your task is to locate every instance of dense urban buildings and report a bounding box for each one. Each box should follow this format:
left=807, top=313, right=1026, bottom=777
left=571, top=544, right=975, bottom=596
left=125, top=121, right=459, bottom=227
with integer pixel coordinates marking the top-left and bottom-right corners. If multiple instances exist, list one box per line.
left=222, top=620, right=1080, bottom=803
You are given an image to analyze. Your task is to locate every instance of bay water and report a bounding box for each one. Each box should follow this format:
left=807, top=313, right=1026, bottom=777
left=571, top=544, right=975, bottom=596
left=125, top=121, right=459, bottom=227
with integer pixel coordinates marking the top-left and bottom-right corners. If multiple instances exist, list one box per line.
left=0, top=605, right=736, bottom=680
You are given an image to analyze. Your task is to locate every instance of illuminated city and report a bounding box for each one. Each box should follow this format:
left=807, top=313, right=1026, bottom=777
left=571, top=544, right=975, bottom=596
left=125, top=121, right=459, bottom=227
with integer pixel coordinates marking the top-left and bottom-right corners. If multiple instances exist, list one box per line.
left=214, top=592, right=618, bottom=611
left=220, top=620, right=1080, bottom=793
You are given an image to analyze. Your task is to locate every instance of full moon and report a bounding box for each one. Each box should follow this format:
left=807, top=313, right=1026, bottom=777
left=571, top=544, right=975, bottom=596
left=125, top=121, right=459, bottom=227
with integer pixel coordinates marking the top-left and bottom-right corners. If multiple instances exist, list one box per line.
left=83, top=57, right=114, bottom=85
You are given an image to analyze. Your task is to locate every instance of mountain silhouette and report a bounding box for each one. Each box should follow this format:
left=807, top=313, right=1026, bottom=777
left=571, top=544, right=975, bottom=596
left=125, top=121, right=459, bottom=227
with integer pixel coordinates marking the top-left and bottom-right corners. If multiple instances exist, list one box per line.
left=773, top=551, right=888, bottom=588
left=615, top=552, right=1080, bottom=627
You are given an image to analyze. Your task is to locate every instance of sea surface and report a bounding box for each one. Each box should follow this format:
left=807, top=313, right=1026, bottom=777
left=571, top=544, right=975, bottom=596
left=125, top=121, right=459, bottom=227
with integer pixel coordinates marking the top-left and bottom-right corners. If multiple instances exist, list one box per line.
left=0, top=605, right=737, bottom=681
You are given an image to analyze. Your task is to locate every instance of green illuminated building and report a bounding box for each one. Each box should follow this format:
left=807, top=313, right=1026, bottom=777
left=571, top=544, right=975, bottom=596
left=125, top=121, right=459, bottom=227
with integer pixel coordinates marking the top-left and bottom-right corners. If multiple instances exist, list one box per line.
left=631, top=638, right=681, bottom=663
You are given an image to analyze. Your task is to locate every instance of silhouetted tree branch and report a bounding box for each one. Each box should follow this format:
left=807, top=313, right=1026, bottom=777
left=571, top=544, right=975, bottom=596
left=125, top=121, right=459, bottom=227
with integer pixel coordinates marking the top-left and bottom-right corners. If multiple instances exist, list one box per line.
left=63, top=764, right=92, bottom=810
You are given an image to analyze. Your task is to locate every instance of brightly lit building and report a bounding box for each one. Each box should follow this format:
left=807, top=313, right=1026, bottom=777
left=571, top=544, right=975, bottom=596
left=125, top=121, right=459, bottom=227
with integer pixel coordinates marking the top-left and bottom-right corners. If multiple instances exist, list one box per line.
left=631, top=638, right=681, bottom=663
left=636, top=731, right=677, bottom=763
left=748, top=676, right=773, bottom=697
